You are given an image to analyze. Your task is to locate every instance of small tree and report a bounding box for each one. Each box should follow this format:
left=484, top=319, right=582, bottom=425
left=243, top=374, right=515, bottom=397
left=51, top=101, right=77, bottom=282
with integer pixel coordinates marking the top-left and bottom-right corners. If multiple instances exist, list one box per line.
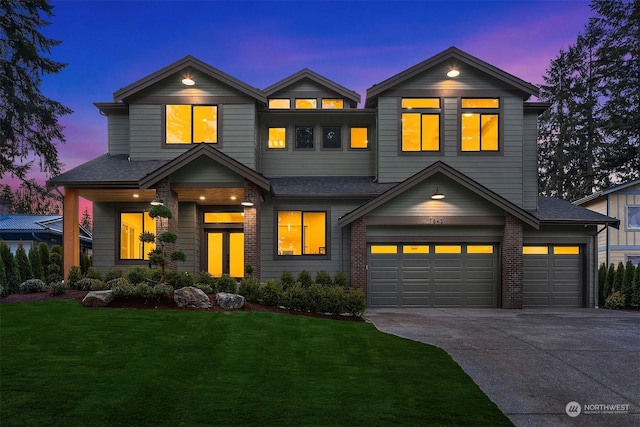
left=28, top=244, right=45, bottom=281
left=631, top=265, right=640, bottom=307
left=1, top=241, right=21, bottom=294
left=621, top=260, right=634, bottom=307
left=612, top=261, right=625, bottom=293
left=604, top=263, right=615, bottom=298
left=15, top=243, right=33, bottom=282
left=598, top=263, right=607, bottom=306
left=139, top=205, right=185, bottom=282
left=38, top=242, right=50, bottom=270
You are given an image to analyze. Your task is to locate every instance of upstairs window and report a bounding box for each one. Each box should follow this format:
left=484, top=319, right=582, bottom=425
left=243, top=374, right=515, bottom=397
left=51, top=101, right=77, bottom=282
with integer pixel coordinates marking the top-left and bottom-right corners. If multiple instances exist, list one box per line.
left=277, top=210, right=327, bottom=256
left=401, top=98, right=440, bottom=152
left=461, top=98, right=499, bottom=151
left=350, top=127, right=368, bottom=149
left=166, top=105, right=217, bottom=144
left=628, top=206, right=640, bottom=230
left=322, top=99, right=344, bottom=109
left=295, top=99, right=317, bottom=109
left=269, top=99, right=291, bottom=109
left=295, top=126, right=314, bottom=149
left=268, top=127, right=286, bottom=149
left=322, top=126, right=341, bottom=149
left=120, top=212, right=155, bottom=260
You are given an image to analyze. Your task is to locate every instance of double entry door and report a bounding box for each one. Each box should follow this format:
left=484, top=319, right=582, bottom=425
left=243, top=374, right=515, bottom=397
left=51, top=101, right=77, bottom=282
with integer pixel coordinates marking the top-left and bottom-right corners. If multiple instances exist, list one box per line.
left=206, top=229, right=244, bottom=278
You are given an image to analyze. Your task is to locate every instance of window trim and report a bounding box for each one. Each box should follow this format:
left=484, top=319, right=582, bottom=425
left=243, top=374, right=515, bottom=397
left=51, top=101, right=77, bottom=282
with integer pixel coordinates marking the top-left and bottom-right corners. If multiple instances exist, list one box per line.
left=458, top=97, right=502, bottom=155
left=163, top=104, right=220, bottom=147
left=349, top=126, right=370, bottom=150
left=115, top=207, right=156, bottom=264
left=626, top=205, right=640, bottom=231
left=267, top=126, right=287, bottom=150
left=321, top=125, right=342, bottom=150
left=294, top=125, right=315, bottom=150
left=274, top=207, right=330, bottom=259
left=399, top=98, right=443, bottom=155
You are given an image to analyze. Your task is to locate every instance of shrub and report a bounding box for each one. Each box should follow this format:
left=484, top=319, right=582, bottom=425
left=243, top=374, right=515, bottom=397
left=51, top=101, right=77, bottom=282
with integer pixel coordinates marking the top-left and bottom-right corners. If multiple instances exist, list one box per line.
left=50, top=281, right=68, bottom=296
left=152, top=284, right=174, bottom=299
left=196, top=271, right=216, bottom=288
left=38, top=242, right=50, bottom=270
left=612, top=262, right=624, bottom=293
left=90, top=280, right=109, bottom=291
left=604, top=291, right=626, bottom=309
left=285, top=283, right=308, bottom=311
left=104, top=267, right=124, bottom=283
left=315, top=271, right=332, bottom=287
left=1, top=241, right=21, bottom=295
left=261, top=279, right=284, bottom=306
left=298, top=270, right=313, bottom=288
left=245, top=264, right=254, bottom=277
left=217, top=274, right=237, bottom=293
left=175, top=271, right=195, bottom=289
left=604, top=263, right=615, bottom=299
left=86, top=267, right=102, bottom=280
left=127, top=266, right=151, bottom=285
left=0, top=259, right=6, bottom=292
left=333, top=271, right=348, bottom=288
left=162, top=270, right=179, bottom=288
left=621, top=261, right=634, bottom=307
left=19, top=279, right=48, bottom=293
left=238, top=277, right=261, bottom=302
left=106, top=277, right=130, bottom=289
left=28, top=244, right=45, bottom=282
left=632, top=265, right=640, bottom=307
left=134, top=283, right=153, bottom=299
left=15, top=243, right=33, bottom=282
left=323, top=286, right=347, bottom=315
left=192, top=282, right=213, bottom=294
left=344, top=288, right=366, bottom=317
left=305, top=283, right=325, bottom=313
left=598, top=263, right=607, bottom=306
left=80, top=251, right=92, bottom=276
left=75, top=278, right=104, bottom=291
left=67, top=266, right=83, bottom=288
left=111, top=280, right=135, bottom=298
left=280, top=271, right=296, bottom=290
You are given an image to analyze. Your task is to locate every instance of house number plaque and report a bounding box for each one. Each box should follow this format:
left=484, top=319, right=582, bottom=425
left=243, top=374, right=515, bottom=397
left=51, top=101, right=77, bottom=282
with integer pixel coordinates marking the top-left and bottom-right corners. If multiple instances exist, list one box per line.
left=428, top=217, right=444, bottom=224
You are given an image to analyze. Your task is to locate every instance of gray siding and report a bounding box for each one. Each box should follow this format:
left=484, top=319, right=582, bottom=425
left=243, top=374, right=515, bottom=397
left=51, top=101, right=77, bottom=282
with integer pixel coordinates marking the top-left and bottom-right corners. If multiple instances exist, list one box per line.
left=377, top=95, right=527, bottom=207
left=177, top=202, right=198, bottom=274
left=523, top=111, right=539, bottom=210
left=170, top=157, right=244, bottom=184
left=92, top=202, right=115, bottom=273
left=259, top=197, right=366, bottom=280
left=108, top=112, right=130, bottom=155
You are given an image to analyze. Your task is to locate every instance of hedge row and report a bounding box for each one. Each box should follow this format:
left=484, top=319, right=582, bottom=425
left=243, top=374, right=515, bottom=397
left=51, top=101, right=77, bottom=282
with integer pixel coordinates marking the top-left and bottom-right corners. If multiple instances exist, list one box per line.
left=598, top=261, right=640, bottom=309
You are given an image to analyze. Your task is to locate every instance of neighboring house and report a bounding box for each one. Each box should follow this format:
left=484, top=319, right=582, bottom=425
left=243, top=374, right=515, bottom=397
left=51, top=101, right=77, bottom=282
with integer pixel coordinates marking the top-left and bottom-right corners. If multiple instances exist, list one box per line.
left=0, top=214, right=93, bottom=254
left=574, top=179, right=640, bottom=267
left=48, top=47, right=618, bottom=309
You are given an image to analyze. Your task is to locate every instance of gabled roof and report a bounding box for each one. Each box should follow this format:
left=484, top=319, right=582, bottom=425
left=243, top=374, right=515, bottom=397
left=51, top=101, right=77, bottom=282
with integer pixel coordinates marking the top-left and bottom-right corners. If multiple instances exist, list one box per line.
left=138, top=144, right=271, bottom=191
left=264, top=68, right=361, bottom=106
left=338, top=161, right=540, bottom=229
left=365, top=46, right=539, bottom=107
left=47, top=154, right=169, bottom=188
left=573, top=179, right=640, bottom=205
left=535, top=197, right=619, bottom=228
left=113, top=55, right=266, bottom=103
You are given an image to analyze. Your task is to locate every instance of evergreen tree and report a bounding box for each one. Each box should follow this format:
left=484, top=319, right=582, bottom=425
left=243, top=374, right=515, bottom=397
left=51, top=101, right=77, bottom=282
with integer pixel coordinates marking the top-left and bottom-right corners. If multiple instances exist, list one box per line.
left=621, top=260, right=634, bottom=307
left=0, top=0, right=72, bottom=184
left=15, top=242, right=33, bottom=282
left=604, top=263, right=616, bottom=299
left=631, top=264, right=640, bottom=307
left=0, top=253, right=7, bottom=289
left=80, top=208, right=92, bottom=234
left=598, top=262, right=607, bottom=306
left=28, top=244, right=45, bottom=281
left=0, top=242, right=21, bottom=294
left=612, top=261, right=625, bottom=293
left=38, top=242, right=50, bottom=271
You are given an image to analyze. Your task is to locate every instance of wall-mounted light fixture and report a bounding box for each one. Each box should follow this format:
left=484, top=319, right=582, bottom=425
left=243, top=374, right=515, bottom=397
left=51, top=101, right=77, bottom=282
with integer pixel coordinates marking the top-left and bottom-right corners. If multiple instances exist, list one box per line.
left=241, top=200, right=254, bottom=207
left=150, top=196, right=164, bottom=206
left=181, top=76, right=195, bottom=86
left=431, top=188, right=445, bottom=200
left=447, top=68, right=460, bottom=78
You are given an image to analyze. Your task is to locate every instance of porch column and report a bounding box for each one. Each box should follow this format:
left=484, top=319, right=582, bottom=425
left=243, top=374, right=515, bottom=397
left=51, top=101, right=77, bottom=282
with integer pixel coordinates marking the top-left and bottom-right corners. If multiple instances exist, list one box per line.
left=155, top=179, right=179, bottom=271
left=243, top=180, right=261, bottom=279
left=350, top=217, right=367, bottom=293
left=63, top=189, right=80, bottom=280
left=502, top=212, right=523, bottom=308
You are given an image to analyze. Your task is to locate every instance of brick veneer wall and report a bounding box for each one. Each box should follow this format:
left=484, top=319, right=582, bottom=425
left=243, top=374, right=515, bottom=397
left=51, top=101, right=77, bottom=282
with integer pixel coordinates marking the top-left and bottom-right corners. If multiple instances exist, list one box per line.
left=155, top=179, right=179, bottom=271
left=350, top=217, right=367, bottom=293
left=243, top=180, right=261, bottom=279
left=502, top=212, right=523, bottom=308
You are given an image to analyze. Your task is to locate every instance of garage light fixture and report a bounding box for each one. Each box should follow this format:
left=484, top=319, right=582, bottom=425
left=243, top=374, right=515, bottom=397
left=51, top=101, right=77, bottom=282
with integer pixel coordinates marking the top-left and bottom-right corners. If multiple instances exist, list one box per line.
left=181, top=76, right=195, bottom=86
left=241, top=200, right=254, bottom=207
left=431, top=188, right=445, bottom=200
left=150, top=196, right=164, bottom=206
left=447, top=68, right=460, bottom=78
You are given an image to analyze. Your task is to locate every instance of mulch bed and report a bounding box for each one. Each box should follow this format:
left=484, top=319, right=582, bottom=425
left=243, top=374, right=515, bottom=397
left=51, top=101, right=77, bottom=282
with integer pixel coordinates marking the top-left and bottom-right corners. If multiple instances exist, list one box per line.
left=0, top=290, right=364, bottom=322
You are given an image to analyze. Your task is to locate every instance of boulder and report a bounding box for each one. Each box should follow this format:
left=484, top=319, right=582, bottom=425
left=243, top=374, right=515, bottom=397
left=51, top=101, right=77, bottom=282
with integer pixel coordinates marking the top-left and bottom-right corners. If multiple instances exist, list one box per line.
left=81, top=290, right=114, bottom=307
left=174, top=286, right=212, bottom=308
left=216, top=292, right=245, bottom=309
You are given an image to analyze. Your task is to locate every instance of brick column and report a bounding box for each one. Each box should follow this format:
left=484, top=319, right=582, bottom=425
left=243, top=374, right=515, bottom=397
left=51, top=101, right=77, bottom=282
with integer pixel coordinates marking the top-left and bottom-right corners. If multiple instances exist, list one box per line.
left=502, top=212, right=523, bottom=308
left=243, top=180, right=261, bottom=279
left=154, top=179, right=179, bottom=271
left=350, top=217, right=367, bottom=293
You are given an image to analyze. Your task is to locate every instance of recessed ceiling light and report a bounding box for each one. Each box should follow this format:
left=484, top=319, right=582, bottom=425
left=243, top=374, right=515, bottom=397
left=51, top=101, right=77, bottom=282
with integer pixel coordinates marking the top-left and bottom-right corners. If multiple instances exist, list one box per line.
left=230, top=196, right=237, bottom=201
left=133, top=194, right=139, bottom=198
left=199, top=196, right=205, bottom=200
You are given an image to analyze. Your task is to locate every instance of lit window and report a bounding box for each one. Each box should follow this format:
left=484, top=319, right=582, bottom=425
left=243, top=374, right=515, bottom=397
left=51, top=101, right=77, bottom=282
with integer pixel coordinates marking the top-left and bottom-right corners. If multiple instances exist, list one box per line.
left=523, top=246, right=549, bottom=255
left=435, top=245, right=462, bottom=254
left=120, top=212, right=155, bottom=260
left=295, top=126, right=314, bottom=149
left=401, top=98, right=440, bottom=152
left=322, top=126, right=341, bottom=149
left=370, top=245, right=398, bottom=254
left=553, top=246, right=580, bottom=255
left=628, top=206, right=640, bottom=230
left=269, top=99, right=290, bottom=109
left=295, top=99, right=317, bottom=109
left=268, top=127, right=286, bottom=149
left=322, top=99, right=344, bottom=109
left=467, top=245, right=494, bottom=254
left=204, top=212, right=245, bottom=223
left=277, top=210, right=327, bottom=256
left=403, top=245, right=429, bottom=254
left=350, top=127, right=368, bottom=149
left=461, top=98, right=499, bottom=152
left=166, top=105, right=217, bottom=144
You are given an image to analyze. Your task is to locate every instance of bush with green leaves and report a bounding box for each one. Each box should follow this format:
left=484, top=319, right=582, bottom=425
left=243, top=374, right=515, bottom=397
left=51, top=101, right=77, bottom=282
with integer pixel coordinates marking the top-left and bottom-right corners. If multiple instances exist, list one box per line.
left=152, top=284, right=174, bottom=299
left=107, top=277, right=130, bottom=289
left=67, top=266, right=83, bottom=288
left=604, top=291, right=626, bottom=309
left=333, top=271, right=348, bottom=288
left=38, top=242, right=50, bottom=271
left=280, top=271, right=295, bottom=290
left=75, top=278, right=104, bottom=291
left=1, top=242, right=21, bottom=295
left=305, top=283, right=325, bottom=313
left=620, top=261, right=634, bottom=307
left=50, top=280, right=68, bottom=296
left=631, top=265, right=640, bottom=307
left=261, top=279, right=284, bottom=307
left=134, top=283, right=153, bottom=299
left=139, top=205, right=186, bottom=282
left=28, top=244, right=45, bottom=281
left=86, top=267, right=102, bottom=280
left=217, top=274, right=237, bottom=293
left=238, top=277, right=260, bottom=302
left=315, top=271, right=332, bottom=287
left=15, top=243, right=33, bottom=282
left=80, top=251, right=92, bottom=275
left=46, top=251, right=63, bottom=284
left=604, top=263, right=615, bottom=299
left=104, top=267, right=124, bottom=282
left=162, top=270, right=179, bottom=288
left=197, top=271, right=216, bottom=287
left=0, top=259, right=6, bottom=292
left=298, top=270, right=313, bottom=288
left=126, top=266, right=150, bottom=285
left=285, top=283, right=308, bottom=311
left=111, top=280, right=135, bottom=298
left=344, top=288, right=366, bottom=317
left=192, top=282, right=213, bottom=294
left=175, top=271, right=195, bottom=289
left=19, top=279, right=48, bottom=293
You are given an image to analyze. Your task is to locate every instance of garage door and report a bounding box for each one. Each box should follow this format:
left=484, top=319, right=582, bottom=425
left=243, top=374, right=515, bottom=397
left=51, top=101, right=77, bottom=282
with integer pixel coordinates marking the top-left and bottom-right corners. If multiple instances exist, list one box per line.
left=522, top=245, right=583, bottom=307
left=368, top=244, right=498, bottom=308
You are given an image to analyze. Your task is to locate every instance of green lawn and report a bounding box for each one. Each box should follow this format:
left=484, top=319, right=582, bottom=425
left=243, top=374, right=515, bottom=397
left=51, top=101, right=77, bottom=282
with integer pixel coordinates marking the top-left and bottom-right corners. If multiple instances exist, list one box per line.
left=0, top=301, right=512, bottom=427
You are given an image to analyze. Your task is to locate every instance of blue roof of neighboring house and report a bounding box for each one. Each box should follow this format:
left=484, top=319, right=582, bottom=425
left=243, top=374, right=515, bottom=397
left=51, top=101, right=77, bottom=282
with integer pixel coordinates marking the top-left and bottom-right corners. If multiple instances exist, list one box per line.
left=0, top=214, right=93, bottom=242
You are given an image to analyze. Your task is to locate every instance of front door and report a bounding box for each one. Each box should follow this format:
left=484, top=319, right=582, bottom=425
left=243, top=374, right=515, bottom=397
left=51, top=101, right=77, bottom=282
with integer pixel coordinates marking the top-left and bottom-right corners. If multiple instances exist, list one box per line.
left=207, top=230, right=244, bottom=277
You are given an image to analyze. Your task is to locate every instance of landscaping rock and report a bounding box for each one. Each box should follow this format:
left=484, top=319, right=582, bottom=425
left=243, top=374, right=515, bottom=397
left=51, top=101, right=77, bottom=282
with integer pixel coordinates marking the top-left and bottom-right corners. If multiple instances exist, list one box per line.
left=81, top=290, right=114, bottom=307
left=174, top=286, right=212, bottom=308
left=216, top=292, right=245, bottom=309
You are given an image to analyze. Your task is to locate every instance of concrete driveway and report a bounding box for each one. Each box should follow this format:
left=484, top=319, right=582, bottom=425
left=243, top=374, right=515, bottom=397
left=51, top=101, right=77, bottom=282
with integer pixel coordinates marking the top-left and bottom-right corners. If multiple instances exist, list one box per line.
left=365, top=308, right=640, bottom=427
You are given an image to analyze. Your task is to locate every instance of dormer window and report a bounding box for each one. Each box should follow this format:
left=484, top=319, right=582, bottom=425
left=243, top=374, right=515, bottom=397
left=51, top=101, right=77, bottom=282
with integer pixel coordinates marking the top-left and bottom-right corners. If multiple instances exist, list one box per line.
left=295, top=99, right=317, bottom=109
left=460, top=98, right=499, bottom=152
left=321, top=99, right=344, bottom=109
left=268, top=99, right=290, bottom=109
left=165, top=105, right=217, bottom=144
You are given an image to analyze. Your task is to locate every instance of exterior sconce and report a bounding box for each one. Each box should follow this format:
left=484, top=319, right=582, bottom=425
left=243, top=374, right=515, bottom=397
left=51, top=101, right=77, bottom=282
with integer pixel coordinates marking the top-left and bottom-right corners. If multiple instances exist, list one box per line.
left=241, top=200, right=254, bottom=207
left=181, top=76, right=195, bottom=86
left=150, top=196, right=164, bottom=206
left=431, top=188, right=445, bottom=200
left=447, top=68, right=460, bottom=78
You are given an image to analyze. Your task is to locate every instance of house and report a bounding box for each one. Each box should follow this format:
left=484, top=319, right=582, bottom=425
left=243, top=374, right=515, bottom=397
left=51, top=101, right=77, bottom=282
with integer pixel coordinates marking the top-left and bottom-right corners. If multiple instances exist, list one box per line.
left=0, top=214, right=93, bottom=254
left=574, top=179, right=640, bottom=267
left=47, top=47, right=618, bottom=308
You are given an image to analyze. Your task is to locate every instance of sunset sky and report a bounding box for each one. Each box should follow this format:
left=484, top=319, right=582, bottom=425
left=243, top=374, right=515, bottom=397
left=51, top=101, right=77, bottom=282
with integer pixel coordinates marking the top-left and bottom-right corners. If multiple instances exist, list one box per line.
left=12, top=0, right=594, bottom=200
